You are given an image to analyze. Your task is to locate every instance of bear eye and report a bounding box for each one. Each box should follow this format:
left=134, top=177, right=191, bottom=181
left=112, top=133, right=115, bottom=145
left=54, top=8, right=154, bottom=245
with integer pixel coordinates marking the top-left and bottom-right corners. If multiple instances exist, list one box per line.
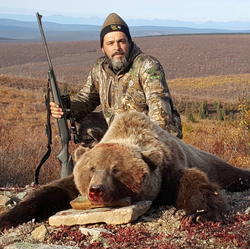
left=90, top=166, right=95, bottom=172
left=112, top=167, right=119, bottom=174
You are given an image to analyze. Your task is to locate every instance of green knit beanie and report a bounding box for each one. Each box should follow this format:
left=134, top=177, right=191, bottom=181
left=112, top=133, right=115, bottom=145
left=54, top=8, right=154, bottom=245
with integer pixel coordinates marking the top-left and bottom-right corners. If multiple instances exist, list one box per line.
left=100, top=13, right=132, bottom=47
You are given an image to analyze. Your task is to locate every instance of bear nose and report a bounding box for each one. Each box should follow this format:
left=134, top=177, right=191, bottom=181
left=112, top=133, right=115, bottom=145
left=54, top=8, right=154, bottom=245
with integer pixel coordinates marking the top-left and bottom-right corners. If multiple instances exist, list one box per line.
left=89, top=184, right=104, bottom=200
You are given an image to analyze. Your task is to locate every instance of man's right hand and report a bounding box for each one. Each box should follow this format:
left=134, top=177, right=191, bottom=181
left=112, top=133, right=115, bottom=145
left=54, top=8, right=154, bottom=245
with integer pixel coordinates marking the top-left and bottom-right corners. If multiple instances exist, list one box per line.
left=50, top=101, right=64, bottom=119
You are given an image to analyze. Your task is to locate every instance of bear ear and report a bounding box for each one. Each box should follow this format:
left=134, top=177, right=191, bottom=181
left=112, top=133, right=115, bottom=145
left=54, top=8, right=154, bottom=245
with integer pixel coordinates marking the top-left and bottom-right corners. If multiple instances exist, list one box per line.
left=74, top=146, right=90, bottom=161
left=141, top=149, right=163, bottom=171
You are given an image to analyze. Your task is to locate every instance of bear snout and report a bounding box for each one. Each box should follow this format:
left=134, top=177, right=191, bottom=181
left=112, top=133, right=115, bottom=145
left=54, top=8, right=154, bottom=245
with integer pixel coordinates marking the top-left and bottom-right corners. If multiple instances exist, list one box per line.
left=89, top=184, right=105, bottom=202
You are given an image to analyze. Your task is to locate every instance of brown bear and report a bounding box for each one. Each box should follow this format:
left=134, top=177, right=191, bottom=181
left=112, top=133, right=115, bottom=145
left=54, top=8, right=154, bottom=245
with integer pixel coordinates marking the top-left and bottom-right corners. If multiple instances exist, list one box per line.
left=0, top=111, right=250, bottom=230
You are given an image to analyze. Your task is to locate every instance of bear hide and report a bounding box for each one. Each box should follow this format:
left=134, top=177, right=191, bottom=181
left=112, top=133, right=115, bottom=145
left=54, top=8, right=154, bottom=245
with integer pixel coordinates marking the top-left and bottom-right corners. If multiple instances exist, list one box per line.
left=1, top=111, right=250, bottom=230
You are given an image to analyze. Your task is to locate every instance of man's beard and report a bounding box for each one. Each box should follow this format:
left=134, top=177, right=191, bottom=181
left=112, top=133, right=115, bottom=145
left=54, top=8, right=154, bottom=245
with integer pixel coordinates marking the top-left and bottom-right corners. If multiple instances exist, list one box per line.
left=106, top=51, right=129, bottom=71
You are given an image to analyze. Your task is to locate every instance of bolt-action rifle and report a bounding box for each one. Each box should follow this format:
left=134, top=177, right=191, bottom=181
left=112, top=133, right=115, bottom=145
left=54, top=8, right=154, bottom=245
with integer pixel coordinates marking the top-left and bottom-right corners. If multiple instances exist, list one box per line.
left=35, top=12, right=79, bottom=184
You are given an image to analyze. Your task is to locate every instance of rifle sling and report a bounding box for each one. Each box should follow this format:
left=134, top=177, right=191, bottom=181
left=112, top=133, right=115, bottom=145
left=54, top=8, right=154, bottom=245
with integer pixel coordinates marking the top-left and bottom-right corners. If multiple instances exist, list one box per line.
left=35, top=84, right=52, bottom=184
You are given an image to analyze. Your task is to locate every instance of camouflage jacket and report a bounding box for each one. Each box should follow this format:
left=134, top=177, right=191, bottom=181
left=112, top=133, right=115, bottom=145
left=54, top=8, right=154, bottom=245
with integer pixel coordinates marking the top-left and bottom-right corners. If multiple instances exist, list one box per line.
left=71, top=42, right=183, bottom=138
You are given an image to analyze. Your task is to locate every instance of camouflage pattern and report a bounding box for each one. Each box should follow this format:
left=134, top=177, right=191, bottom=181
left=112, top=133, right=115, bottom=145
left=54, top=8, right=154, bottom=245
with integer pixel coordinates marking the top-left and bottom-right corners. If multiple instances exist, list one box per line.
left=71, top=42, right=182, bottom=143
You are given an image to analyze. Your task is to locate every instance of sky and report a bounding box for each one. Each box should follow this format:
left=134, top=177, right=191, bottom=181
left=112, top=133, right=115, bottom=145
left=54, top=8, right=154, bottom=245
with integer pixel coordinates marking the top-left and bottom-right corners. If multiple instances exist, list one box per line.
left=1, top=0, right=250, bottom=23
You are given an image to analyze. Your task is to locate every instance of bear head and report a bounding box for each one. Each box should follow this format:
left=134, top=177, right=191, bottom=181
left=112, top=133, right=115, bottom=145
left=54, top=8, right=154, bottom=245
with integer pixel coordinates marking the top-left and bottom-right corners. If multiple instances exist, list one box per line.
left=73, top=142, right=163, bottom=205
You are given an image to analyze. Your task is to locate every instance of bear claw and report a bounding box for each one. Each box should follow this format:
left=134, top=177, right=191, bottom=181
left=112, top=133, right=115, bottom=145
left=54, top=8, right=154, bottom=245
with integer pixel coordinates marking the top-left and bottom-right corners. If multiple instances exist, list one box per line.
left=181, top=212, right=206, bottom=226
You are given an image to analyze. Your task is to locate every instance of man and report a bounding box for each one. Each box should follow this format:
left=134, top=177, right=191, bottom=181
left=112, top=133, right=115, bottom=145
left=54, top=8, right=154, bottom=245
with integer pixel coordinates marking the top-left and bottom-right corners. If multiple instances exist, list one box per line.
left=50, top=13, right=182, bottom=147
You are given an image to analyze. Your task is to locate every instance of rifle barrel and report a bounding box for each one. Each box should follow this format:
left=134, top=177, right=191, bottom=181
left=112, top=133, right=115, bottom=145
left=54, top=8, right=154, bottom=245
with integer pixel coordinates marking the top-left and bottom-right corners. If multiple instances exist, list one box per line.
left=36, top=12, right=54, bottom=71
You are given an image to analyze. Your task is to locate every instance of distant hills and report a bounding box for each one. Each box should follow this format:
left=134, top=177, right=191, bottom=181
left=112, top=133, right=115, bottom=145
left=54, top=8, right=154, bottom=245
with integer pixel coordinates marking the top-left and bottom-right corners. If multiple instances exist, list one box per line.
left=1, top=14, right=250, bottom=43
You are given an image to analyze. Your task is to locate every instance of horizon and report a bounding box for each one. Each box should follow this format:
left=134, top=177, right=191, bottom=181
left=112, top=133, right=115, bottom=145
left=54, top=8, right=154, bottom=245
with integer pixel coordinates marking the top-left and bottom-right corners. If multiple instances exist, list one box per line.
left=1, top=12, right=250, bottom=24
left=1, top=13, right=250, bottom=30
left=1, top=0, right=250, bottom=24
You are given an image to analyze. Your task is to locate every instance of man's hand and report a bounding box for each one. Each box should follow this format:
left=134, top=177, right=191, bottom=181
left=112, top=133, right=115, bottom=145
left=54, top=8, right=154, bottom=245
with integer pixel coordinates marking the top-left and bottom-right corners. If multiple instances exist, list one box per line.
left=50, top=101, right=64, bottom=119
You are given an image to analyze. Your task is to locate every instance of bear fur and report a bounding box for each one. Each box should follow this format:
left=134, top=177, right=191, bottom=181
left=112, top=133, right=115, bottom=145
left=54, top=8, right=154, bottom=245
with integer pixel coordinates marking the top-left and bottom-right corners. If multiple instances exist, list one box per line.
left=1, top=111, right=250, bottom=230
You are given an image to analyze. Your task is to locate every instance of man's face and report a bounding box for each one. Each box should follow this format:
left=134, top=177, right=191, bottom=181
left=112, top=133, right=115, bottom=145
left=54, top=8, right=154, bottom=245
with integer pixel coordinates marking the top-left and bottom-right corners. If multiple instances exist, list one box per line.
left=102, top=31, right=130, bottom=71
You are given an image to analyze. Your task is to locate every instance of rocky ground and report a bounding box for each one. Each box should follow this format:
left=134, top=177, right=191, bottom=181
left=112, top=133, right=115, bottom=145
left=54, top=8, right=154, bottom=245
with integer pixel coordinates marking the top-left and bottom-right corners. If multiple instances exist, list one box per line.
left=0, top=185, right=250, bottom=249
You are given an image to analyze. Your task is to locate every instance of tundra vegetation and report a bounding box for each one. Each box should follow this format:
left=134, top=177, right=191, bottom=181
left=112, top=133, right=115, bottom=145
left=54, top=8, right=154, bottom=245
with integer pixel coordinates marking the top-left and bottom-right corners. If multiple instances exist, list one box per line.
left=0, top=35, right=249, bottom=186
left=0, top=34, right=250, bottom=248
left=1, top=73, right=249, bottom=186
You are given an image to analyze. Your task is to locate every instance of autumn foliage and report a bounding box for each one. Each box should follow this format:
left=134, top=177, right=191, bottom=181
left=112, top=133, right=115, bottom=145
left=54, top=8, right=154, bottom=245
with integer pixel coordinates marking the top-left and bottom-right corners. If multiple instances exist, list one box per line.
left=0, top=35, right=250, bottom=187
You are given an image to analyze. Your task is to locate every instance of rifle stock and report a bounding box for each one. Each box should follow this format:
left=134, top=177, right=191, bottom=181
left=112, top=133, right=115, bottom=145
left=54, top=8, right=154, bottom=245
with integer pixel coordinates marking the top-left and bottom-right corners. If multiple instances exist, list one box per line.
left=47, top=70, right=73, bottom=178
left=36, top=13, right=77, bottom=180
